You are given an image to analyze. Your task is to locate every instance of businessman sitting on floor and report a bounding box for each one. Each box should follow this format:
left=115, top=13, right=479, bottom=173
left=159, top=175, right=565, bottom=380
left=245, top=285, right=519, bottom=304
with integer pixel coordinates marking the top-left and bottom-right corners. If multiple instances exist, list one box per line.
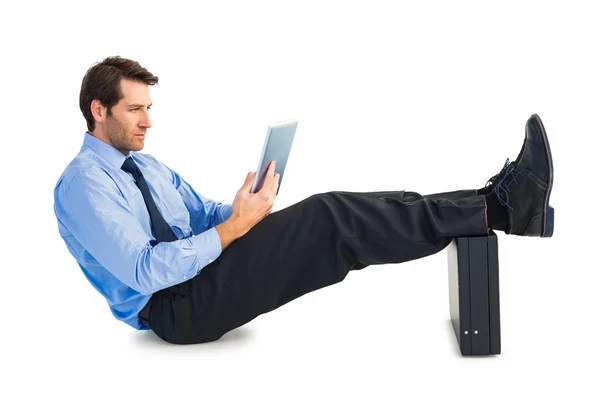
left=53, top=56, right=555, bottom=344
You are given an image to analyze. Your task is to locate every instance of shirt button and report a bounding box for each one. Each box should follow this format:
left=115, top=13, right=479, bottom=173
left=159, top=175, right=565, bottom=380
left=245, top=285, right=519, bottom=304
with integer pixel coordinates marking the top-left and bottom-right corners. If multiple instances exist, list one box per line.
left=209, top=259, right=213, bottom=263
left=183, top=275, right=187, bottom=279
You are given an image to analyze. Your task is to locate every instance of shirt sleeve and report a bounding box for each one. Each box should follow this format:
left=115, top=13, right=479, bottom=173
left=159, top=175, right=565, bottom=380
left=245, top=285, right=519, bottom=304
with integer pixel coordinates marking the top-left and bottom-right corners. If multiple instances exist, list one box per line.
left=55, top=167, right=222, bottom=295
left=167, top=166, right=233, bottom=235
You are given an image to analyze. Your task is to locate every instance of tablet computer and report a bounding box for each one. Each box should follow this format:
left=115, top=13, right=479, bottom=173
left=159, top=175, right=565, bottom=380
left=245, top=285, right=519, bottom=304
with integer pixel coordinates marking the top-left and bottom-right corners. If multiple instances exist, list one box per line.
left=251, top=119, right=298, bottom=195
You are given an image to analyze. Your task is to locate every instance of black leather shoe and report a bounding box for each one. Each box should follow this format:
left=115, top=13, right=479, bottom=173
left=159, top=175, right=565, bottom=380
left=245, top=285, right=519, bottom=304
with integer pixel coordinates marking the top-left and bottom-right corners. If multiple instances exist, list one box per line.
left=493, top=114, right=554, bottom=237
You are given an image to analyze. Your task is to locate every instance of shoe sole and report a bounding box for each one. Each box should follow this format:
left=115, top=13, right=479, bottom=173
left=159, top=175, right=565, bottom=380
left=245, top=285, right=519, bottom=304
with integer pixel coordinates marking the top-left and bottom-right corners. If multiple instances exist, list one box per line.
left=531, top=114, right=554, bottom=237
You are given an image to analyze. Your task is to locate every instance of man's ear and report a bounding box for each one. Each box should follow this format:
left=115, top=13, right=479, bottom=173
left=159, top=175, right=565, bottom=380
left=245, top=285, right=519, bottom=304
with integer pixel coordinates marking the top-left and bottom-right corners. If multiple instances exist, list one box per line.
left=91, top=99, right=107, bottom=124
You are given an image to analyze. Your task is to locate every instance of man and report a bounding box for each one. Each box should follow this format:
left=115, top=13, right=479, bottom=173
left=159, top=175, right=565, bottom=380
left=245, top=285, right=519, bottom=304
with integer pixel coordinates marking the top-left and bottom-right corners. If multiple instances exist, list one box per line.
left=53, top=56, right=555, bottom=345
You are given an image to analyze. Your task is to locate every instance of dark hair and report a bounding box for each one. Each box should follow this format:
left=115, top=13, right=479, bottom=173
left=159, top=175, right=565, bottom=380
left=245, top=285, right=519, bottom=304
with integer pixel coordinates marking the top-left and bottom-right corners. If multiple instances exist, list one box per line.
left=79, top=56, right=159, bottom=132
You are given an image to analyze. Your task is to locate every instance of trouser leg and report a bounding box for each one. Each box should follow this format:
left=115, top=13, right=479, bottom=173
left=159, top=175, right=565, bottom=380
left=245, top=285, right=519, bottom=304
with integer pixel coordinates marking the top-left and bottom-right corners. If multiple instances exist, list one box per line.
left=147, top=189, right=488, bottom=344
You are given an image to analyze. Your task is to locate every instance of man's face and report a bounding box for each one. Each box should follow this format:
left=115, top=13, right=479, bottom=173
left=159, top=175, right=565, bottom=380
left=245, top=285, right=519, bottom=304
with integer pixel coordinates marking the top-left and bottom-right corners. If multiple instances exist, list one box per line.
left=99, top=79, right=153, bottom=155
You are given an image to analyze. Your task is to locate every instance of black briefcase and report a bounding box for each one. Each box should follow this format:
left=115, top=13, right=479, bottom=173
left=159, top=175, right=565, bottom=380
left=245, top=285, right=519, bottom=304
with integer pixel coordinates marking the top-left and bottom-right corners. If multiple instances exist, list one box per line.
left=447, top=231, right=501, bottom=356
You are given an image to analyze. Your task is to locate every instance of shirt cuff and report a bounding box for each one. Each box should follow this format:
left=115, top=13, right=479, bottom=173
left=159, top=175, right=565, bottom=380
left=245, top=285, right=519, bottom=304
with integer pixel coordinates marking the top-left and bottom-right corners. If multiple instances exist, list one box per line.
left=222, top=204, right=233, bottom=221
left=189, top=227, right=222, bottom=274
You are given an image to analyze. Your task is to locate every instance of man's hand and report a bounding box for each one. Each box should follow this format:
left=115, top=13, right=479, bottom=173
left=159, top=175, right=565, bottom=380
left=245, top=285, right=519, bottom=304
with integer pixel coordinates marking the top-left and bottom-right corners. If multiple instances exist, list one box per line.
left=232, top=160, right=280, bottom=234
left=215, top=161, right=280, bottom=249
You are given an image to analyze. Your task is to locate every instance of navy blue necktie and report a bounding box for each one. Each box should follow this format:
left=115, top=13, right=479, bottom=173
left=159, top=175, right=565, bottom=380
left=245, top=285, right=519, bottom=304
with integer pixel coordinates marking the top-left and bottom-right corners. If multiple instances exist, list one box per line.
left=121, top=157, right=178, bottom=243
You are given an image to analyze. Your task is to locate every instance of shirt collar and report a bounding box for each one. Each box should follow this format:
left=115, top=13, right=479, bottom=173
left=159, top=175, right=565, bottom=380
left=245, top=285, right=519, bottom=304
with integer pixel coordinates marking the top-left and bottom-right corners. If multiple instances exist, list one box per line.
left=82, top=131, right=134, bottom=170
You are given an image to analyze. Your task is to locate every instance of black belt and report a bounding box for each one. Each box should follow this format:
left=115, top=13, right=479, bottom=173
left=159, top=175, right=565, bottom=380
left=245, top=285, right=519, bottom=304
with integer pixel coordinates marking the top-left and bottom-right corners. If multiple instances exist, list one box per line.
left=139, top=298, right=152, bottom=328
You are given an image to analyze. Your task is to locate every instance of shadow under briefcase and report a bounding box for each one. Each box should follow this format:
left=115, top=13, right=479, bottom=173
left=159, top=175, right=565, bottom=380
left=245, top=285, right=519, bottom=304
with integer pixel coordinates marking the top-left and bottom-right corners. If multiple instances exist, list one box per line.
left=447, top=230, right=501, bottom=356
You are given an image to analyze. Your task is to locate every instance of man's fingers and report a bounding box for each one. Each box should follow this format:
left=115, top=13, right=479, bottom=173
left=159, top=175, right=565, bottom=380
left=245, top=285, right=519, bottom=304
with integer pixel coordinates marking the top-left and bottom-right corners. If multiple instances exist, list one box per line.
left=257, top=162, right=279, bottom=196
left=268, top=171, right=280, bottom=188
left=242, top=171, right=255, bottom=191
left=262, top=162, right=276, bottom=185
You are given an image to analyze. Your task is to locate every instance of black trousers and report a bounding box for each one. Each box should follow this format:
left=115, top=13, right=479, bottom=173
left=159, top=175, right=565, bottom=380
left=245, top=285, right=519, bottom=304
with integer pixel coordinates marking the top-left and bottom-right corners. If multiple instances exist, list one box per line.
left=141, top=189, right=489, bottom=344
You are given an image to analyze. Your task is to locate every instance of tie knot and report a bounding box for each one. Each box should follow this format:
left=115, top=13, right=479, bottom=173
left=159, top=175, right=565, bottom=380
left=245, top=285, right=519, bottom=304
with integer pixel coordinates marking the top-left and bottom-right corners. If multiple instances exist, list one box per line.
left=121, top=157, right=142, bottom=179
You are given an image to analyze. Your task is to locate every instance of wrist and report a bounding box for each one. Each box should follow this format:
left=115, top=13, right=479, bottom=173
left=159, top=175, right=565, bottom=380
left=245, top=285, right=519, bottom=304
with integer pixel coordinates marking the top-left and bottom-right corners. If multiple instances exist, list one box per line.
left=223, top=217, right=245, bottom=238
left=215, top=217, right=246, bottom=251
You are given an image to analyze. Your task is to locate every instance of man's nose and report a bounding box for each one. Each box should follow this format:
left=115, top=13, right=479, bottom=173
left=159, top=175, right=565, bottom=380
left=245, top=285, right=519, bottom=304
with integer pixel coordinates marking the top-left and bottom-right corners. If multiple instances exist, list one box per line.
left=140, top=111, right=152, bottom=129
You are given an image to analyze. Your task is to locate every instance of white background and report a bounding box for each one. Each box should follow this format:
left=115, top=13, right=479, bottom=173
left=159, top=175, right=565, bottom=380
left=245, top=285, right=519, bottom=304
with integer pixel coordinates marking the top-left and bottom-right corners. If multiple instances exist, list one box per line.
left=1, top=0, right=599, bottom=398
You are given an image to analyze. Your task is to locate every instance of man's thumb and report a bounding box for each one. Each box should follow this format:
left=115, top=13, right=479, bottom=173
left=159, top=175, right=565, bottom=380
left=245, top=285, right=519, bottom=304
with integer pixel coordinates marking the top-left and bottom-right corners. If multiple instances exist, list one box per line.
left=244, top=171, right=255, bottom=187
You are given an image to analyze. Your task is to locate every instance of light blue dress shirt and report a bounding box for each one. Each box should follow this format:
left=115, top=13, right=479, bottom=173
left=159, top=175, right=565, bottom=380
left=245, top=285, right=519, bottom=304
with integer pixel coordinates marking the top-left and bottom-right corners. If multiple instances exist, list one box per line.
left=53, top=132, right=232, bottom=329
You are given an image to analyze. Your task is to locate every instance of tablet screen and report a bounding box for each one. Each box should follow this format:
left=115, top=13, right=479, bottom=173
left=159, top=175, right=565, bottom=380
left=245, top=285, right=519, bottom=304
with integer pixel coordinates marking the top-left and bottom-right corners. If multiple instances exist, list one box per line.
left=251, top=119, right=298, bottom=195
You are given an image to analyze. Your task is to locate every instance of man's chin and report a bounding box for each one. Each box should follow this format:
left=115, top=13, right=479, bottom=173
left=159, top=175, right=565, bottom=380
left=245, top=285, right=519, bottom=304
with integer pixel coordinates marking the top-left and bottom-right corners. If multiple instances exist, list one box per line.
left=130, top=142, right=144, bottom=152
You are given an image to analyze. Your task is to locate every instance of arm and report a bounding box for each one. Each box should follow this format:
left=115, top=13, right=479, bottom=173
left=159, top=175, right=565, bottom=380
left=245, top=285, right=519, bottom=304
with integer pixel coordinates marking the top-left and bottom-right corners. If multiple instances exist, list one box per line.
left=214, top=219, right=243, bottom=250
left=164, top=164, right=232, bottom=234
left=169, top=167, right=245, bottom=250
left=55, top=167, right=222, bottom=295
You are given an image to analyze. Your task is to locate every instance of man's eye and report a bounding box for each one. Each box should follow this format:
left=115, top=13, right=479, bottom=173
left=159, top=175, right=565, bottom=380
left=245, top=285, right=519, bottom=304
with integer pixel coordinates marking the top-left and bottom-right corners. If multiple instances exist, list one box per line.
left=130, top=108, right=138, bottom=112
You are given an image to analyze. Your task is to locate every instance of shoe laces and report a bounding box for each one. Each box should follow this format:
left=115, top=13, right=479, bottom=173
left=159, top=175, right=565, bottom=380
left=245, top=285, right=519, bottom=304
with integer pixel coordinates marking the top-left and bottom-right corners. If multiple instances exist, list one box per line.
left=484, top=158, right=513, bottom=189
left=493, top=161, right=524, bottom=210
